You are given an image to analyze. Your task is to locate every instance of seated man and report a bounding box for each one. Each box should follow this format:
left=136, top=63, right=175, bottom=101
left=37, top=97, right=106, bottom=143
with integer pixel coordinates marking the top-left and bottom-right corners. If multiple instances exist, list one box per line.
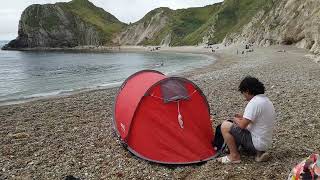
left=218, top=76, right=276, bottom=164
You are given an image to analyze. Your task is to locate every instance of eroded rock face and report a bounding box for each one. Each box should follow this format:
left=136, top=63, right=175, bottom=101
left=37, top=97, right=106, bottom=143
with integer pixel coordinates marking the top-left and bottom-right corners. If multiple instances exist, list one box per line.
left=116, top=8, right=171, bottom=46
left=225, top=0, right=320, bottom=54
left=3, top=4, right=101, bottom=49
left=2, top=0, right=125, bottom=50
left=4, top=0, right=320, bottom=53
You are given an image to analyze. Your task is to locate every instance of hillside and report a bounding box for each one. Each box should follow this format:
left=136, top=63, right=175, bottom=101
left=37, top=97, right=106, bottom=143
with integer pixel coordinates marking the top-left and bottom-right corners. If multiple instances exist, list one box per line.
left=116, top=7, right=173, bottom=46
left=116, top=0, right=276, bottom=46
left=3, top=0, right=320, bottom=54
left=2, top=0, right=126, bottom=49
left=224, top=0, right=320, bottom=54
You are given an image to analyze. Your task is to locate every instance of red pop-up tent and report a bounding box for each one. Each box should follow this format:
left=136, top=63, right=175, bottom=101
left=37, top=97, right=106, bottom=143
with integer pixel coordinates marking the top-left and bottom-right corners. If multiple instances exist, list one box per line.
left=113, top=70, right=216, bottom=164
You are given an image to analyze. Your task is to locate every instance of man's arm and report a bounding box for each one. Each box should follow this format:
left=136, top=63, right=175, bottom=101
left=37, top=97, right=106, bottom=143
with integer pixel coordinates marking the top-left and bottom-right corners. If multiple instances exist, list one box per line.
left=233, top=115, right=251, bottom=129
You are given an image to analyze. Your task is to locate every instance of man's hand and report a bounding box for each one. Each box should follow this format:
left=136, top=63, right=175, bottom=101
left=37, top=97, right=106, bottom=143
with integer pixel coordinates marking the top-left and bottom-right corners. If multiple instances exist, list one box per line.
left=233, top=113, right=243, bottom=125
left=233, top=114, right=251, bottom=129
left=234, top=113, right=243, bottom=118
left=233, top=116, right=241, bottom=125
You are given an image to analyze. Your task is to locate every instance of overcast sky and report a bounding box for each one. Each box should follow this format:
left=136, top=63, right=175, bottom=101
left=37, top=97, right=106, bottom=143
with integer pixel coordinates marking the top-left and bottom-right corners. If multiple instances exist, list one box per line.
left=0, top=0, right=223, bottom=40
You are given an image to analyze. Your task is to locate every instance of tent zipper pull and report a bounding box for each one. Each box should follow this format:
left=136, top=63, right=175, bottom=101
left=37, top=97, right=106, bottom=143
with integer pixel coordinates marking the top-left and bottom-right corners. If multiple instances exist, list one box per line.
left=177, top=101, right=184, bottom=129
left=178, top=113, right=184, bottom=129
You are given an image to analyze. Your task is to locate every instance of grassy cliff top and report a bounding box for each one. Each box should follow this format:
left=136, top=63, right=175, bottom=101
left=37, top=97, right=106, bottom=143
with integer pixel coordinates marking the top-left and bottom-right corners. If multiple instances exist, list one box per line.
left=207, top=0, right=275, bottom=43
left=134, top=0, right=275, bottom=46
left=62, top=0, right=126, bottom=41
left=135, top=4, right=223, bottom=46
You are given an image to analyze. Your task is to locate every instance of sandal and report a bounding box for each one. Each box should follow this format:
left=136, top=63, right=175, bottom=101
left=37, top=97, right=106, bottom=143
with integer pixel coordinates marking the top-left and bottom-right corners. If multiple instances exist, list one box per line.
left=217, top=155, right=241, bottom=164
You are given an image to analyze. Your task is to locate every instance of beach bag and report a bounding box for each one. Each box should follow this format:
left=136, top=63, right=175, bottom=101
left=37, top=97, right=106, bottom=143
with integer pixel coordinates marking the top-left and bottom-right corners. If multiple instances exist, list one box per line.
left=212, top=124, right=227, bottom=154
left=287, top=153, right=320, bottom=180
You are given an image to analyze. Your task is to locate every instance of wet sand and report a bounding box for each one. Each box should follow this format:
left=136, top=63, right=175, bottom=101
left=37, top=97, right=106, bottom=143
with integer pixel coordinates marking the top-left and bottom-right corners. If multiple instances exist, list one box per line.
left=0, top=45, right=319, bottom=179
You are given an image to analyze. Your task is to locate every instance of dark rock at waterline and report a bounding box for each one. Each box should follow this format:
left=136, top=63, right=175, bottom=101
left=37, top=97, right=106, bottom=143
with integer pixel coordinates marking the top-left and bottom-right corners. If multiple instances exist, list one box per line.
left=1, top=38, right=28, bottom=50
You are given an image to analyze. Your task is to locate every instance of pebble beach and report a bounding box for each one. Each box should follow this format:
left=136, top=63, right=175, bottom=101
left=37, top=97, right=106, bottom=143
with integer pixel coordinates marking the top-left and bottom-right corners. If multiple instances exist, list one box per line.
left=1, top=45, right=320, bottom=179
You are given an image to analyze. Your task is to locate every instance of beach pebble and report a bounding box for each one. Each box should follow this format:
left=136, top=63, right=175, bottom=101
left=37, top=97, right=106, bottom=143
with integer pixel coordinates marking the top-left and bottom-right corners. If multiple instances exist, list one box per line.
left=8, top=132, right=30, bottom=139
left=0, top=46, right=319, bottom=179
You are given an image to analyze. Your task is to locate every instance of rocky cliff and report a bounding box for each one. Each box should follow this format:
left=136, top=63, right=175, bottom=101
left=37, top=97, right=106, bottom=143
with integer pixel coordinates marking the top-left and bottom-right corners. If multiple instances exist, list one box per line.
left=117, top=5, right=223, bottom=46
left=224, top=0, right=320, bottom=54
left=116, top=8, right=172, bottom=46
left=117, top=0, right=276, bottom=46
left=3, top=0, right=320, bottom=54
left=2, top=0, right=126, bottom=49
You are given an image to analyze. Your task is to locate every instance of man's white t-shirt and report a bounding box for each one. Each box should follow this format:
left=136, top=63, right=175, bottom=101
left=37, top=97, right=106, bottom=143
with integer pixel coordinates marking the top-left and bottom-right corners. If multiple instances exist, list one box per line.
left=243, top=94, right=276, bottom=151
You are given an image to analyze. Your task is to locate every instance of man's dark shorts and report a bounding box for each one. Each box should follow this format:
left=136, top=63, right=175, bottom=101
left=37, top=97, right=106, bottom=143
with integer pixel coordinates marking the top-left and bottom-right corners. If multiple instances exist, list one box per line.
left=229, top=124, right=257, bottom=154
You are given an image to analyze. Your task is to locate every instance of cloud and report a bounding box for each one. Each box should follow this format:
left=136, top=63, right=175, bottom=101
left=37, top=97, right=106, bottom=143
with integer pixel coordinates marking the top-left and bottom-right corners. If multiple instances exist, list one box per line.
left=0, top=0, right=222, bottom=40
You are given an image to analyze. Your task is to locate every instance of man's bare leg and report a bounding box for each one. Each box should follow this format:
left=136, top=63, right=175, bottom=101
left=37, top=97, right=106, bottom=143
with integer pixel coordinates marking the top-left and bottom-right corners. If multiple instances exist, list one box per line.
left=220, top=120, right=241, bottom=161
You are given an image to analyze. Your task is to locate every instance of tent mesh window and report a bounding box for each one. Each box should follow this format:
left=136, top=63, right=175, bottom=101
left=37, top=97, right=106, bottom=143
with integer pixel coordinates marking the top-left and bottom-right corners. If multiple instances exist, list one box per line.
left=161, top=79, right=189, bottom=103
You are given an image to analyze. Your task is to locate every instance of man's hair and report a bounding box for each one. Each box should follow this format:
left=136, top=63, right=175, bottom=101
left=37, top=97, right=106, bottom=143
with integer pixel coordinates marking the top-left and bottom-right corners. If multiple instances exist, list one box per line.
left=238, top=76, right=265, bottom=95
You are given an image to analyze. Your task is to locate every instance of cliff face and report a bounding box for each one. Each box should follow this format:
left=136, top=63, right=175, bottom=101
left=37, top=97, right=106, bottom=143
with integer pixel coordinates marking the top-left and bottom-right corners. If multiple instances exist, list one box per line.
left=224, top=0, right=320, bottom=54
left=116, top=0, right=276, bottom=47
left=116, top=8, right=172, bottom=46
left=118, top=5, right=223, bottom=46
left=2, top=0, right=126, bottom=49
left=3, top=0, right=320, bottom=54
left=2, top=0, right=274, bottom=49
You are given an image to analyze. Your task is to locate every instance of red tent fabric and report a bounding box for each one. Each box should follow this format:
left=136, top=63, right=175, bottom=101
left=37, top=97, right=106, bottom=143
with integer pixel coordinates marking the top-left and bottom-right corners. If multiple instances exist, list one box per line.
left=113, top=70, right=216, bottom=164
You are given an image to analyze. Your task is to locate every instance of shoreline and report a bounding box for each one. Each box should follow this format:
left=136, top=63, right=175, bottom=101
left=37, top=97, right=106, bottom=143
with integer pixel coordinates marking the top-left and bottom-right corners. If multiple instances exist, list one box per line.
left=0, top=46, right=219, bottom=106
left=1, top=44, right=319, bottom=179
left=1, top=45, right=223, bottom=55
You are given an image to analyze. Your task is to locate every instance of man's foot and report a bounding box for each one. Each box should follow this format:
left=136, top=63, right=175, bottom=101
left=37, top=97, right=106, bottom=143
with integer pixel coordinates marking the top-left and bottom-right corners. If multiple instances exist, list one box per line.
left=255, top=152, right=270, bottom=162
left=217, top=155, right=241, bottom=164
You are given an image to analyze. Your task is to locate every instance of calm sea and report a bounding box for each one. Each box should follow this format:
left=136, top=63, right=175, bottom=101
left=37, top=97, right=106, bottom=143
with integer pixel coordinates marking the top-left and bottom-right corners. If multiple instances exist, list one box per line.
left=0, top=41, right=214, bottom=105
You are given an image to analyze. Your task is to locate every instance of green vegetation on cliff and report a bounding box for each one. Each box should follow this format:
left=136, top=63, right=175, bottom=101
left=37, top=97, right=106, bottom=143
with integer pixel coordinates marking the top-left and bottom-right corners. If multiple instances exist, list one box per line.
left=206, top=0, right=275, bottom=44
left=24, top=5, right=61, bottom=31
left=15, top=0, right=126, bottom=48
left=5, top=0, right=278, bottom=49
left=172, top=4, right=222, bottom=45
left=62, top=0, right=126, bottom=43
left=138, top=5, right=222, bottom=46
left=135, top=0, right=275, bottom=46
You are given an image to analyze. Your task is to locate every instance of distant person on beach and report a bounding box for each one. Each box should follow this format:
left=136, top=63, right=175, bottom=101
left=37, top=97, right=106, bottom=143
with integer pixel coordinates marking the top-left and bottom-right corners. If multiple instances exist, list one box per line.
left=217, top=76, right=276, bottom=164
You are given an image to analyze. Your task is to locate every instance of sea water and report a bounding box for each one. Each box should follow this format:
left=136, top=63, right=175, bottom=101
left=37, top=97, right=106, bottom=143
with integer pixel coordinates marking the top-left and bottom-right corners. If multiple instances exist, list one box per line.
left=0, top=41, right=214, bottom=104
